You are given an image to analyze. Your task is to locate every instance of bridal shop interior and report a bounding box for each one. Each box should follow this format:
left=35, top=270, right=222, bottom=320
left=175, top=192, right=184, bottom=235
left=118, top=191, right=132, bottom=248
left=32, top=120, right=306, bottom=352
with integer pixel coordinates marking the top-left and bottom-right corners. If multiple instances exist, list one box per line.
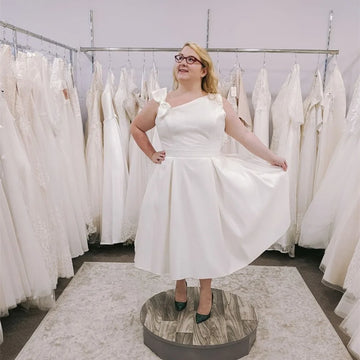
left=1, top=0, right=360, bottom=359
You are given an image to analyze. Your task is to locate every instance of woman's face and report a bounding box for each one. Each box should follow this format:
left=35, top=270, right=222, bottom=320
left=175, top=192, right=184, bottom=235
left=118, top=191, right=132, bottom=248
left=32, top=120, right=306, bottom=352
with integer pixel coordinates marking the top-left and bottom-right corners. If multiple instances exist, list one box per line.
left=175, top=46, right=207, bottom=83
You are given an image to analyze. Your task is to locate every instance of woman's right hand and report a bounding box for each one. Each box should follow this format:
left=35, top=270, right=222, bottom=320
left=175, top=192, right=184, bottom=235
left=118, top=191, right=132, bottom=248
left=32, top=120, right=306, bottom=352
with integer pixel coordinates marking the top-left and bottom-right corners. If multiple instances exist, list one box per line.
left=151, top=150, right=166, bottom=164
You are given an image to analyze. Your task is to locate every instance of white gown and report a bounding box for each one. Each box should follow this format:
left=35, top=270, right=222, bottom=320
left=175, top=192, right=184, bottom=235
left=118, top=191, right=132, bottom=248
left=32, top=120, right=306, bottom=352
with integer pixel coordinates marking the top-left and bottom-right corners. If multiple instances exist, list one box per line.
left=313, top=64, right=346, bottom=192
left=85, top=61, right=104, bottom=233
left=296, top=70, right=323, bottom=240
left=134, top=89, right=290, bottom=280
left=299, top=74, right=360, bottom=249
left=0, top=93, right=54, bottom=302
left=252, top=67, right=271, bottom=147
left=0, top=178, right=31, bottom=316
left=222, top=65, right=251, bottom=157
left=101, top=71, right=127, bottom=244
left=270, top=64, right=303, bottom=255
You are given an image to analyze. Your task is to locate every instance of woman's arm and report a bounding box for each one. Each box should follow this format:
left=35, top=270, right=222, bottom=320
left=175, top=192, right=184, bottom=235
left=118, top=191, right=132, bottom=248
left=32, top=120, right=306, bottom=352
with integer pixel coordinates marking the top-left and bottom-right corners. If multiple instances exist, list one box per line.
left=223, top=97, right=287, bottom=171
left=130, top=100, right=166, bottom=164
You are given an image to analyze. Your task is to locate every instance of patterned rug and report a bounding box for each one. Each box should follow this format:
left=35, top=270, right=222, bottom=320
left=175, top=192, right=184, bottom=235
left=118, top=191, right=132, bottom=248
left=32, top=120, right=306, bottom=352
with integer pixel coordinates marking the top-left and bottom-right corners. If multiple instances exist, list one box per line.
left=15, top=262, right=352, bottom=360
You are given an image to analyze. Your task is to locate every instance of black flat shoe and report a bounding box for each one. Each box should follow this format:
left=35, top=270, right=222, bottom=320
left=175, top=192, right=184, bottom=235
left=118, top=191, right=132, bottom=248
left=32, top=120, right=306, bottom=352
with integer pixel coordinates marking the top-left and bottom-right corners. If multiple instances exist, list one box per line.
left=196, top=293, right=213, bottom=324
left=174, top=281, right=187, bottom=311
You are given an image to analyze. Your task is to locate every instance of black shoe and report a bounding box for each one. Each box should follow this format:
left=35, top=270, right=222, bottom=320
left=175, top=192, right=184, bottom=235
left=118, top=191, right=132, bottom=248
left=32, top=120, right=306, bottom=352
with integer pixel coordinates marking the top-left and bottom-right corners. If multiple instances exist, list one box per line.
left=174, top=281, right=187, bottom=311
left=196, top=293, right=213, bottom=324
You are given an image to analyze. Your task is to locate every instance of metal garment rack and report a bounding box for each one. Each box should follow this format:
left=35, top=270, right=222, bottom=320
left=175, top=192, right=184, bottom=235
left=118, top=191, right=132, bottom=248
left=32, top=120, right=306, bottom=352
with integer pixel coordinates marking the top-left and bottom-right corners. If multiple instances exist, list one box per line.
left=0, top=20, right=78, bottom=65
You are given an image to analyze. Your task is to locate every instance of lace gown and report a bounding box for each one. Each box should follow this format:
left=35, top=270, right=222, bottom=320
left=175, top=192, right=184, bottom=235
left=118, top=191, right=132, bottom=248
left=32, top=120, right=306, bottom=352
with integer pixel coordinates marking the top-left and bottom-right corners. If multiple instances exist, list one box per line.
left=252, top=67, right=271, bottom=147
left=313, top=64, right=346, bottom=192
left=270, top=64, right=303, bottom=255
left=134, top=89, right=290, bottom=280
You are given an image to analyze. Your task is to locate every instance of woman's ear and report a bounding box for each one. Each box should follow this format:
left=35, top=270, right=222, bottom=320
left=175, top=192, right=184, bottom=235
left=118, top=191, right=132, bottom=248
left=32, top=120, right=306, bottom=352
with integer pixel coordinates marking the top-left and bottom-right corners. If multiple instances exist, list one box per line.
left=201, top=67, right=208, bottom=78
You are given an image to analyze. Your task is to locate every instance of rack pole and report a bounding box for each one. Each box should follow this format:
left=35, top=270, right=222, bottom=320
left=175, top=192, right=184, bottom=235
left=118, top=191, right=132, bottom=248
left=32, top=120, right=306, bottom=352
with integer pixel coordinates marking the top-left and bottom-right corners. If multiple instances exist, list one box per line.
left=80, top=46, right=339, bottom=55
left=323, top=10, right=334, bottom=88
left=0, top=20, right=78, bottom=52
left=90, top=9, right=95, bottom=72
left=206, top=9, right=210, bottom=49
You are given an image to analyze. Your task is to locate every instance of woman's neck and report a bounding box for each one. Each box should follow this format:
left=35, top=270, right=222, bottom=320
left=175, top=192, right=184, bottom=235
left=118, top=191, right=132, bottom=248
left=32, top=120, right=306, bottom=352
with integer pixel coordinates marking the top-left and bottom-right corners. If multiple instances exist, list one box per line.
left=177, top=81, right=204, bottom=95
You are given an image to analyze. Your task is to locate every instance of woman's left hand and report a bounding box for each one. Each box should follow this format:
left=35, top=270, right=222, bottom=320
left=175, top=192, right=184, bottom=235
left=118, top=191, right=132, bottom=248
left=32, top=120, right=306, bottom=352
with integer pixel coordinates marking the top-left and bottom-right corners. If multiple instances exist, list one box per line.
left=270, top=155, right=288, bottom=171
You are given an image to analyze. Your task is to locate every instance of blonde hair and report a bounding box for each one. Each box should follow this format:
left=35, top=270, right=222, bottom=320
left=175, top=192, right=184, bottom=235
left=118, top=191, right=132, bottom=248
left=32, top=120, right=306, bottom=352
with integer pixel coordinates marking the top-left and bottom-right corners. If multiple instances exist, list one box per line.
left=173, top=42, right=218, bottom=94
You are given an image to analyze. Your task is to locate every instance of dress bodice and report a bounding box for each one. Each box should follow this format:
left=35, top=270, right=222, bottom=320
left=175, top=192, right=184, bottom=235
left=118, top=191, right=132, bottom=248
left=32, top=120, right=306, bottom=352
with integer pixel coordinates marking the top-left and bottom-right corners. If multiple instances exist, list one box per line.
left=153, top=89, right=226, bottom=155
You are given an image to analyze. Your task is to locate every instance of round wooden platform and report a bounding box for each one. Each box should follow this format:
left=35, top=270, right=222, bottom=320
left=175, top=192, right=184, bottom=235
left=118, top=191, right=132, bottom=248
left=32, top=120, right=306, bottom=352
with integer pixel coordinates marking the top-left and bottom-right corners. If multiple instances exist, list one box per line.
left=140, top=287, right=258, bottom=360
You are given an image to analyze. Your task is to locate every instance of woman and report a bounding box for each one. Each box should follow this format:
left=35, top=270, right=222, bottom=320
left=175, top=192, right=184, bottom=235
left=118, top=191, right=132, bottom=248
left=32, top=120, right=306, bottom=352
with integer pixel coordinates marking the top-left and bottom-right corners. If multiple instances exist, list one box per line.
left=131, top=42, right=290, bottom=324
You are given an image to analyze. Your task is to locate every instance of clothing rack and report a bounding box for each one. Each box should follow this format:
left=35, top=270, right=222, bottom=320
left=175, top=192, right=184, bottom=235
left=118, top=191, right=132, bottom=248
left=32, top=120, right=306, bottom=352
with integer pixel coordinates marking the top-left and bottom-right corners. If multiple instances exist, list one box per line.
left=0, top=20, right=78, bottom=65
left=80, top=46, right=338, bottom=55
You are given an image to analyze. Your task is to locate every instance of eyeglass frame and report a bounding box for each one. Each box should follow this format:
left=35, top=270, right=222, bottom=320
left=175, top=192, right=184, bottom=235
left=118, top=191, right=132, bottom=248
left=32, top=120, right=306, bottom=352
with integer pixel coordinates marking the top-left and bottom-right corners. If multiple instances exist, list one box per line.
left=174, top=53, right=205, bottom=67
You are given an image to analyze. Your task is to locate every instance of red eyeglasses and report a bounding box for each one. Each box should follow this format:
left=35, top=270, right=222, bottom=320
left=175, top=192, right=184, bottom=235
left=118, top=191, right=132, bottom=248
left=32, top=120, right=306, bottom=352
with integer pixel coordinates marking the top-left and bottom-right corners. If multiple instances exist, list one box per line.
left=174, top=54, right=205, bottom=67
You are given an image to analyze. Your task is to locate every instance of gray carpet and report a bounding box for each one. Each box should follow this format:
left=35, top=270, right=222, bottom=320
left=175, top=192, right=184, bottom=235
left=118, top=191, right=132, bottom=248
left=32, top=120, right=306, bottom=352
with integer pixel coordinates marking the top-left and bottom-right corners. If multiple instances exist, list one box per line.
left=14, top=262, right=352, bottom=360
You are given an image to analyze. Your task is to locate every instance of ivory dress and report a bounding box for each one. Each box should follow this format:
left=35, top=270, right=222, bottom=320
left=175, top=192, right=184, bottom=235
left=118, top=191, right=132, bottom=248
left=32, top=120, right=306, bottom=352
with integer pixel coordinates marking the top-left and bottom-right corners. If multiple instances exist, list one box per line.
left=134, top=89, right=290, bottom=280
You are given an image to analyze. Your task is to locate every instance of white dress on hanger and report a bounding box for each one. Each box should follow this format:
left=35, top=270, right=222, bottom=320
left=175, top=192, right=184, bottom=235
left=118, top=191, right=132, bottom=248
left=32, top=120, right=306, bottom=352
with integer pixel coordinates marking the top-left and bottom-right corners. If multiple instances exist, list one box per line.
left=113, top=67, right=131, bottom=168
left=252, top=67, right=271, bottom=147
left=134, top=88, right=290, bottom=280
left=29, top=53, right=73, bottom=278
left=0, top=45, right=16, bottom=117
left=50, top=58, right=88, bottom=257
left=0, top=93, right=54, bottom=303
left=313, top=64, right=346, bottom=192
left=299, top=74, right=360, bottom=249
left=123, top=68, right=156, bottom=242
left=0, top=178, right=31, bottom=316
left=85, top=61, right=104, bottom=234
left=222, top=65, right=252, bottom=158
left=296, top=70, right=323, bottom=240
left=101, top=70, right=127, bottom=244
left=270, top=64, right=304, bottom=255
left=64, top=63, right=95, bottom=236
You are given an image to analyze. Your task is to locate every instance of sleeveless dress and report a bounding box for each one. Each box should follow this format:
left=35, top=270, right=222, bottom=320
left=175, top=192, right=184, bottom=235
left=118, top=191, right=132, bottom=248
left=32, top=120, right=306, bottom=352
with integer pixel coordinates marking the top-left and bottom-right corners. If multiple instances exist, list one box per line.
left=134, top=89, right=290, bottom=280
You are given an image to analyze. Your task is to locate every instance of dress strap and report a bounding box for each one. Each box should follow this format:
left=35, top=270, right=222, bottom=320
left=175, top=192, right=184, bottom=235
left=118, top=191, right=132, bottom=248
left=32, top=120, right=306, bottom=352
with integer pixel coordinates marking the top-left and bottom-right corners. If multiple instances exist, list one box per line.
left=152, top=88, right=167, bottom=103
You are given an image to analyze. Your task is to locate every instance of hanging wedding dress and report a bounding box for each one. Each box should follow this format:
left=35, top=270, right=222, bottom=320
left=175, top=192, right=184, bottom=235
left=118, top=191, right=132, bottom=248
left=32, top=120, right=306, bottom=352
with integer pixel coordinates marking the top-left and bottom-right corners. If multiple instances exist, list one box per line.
left=252, top=67, right=271, bottom=147
left=101, top=70, right=127, bottom=244
left=299, top=74, right=360, bottom=249
left=313, top=63, right=346, bottom=192
left=296, top=70, right=323, bottom=240
left=0, top=45, right=16, bottom=117
left=0, top=178, right=31, bottom=316
left=222, top=65, right=252, bottom=156
left=335, top=236, right=360, bottom=359
left=64, top=62, right=95, bottom=236
left=50, top=58, right=88, bottom=257
left=0, top=93, right=54, bottom=304
left=113, top=67, right=131, bottom=168
left=134, top=88, right=290, bottom=280
left=123, top=66, right=158, bottom=242
left=270, top=63, right=304, bottom=255
left=85, top=61, right=104, bottom=234
left=29, top=53, right=74, bottom=277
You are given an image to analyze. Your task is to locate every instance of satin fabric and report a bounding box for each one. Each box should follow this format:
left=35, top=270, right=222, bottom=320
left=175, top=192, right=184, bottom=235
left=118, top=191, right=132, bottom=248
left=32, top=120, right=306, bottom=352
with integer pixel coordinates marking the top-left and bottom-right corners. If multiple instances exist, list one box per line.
left=134, top=89, right=290, bottom=280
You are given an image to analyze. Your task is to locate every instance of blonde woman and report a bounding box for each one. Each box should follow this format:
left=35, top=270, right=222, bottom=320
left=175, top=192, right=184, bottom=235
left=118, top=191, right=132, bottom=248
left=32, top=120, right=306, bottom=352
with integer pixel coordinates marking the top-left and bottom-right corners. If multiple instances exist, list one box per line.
left=131, top=42, right=290, bottom=324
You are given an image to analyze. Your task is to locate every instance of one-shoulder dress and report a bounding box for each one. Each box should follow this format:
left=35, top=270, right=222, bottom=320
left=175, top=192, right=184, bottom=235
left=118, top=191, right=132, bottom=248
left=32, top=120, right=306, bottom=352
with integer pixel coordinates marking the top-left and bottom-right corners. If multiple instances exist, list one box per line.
left=134, top=88, right=290, bottom=280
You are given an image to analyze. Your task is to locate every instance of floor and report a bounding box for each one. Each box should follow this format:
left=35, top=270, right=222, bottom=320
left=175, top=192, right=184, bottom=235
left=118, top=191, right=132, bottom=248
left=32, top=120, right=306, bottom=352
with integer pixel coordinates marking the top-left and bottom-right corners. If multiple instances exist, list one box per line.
left=0, top=244, right=353, bottom=360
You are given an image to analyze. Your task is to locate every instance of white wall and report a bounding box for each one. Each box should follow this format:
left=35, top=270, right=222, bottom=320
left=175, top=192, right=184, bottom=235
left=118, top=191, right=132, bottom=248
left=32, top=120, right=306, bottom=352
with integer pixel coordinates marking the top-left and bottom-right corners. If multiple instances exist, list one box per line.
left=2, top=0, right=360, bottom=117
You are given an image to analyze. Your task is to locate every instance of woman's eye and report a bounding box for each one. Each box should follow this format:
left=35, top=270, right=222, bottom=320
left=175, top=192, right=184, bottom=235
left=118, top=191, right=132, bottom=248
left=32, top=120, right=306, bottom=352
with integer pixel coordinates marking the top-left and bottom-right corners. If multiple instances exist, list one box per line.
left=187, top=57, right=195, bottom=63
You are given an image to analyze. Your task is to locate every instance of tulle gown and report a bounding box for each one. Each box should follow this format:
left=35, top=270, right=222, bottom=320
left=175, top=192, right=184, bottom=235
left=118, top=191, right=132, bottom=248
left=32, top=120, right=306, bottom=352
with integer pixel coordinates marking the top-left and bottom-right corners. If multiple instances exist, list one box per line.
left=101, top=70, right=127, bottom=244
left=0, top=178, right=31, bottom=316
left=252, top=67, right=271, bottom=147
left=134, top=89, right=290, bottom=280
left=296, top=70, right=323, bottom=239
left=85, top=61, right=104, bottom=233
left=0, top=93, right=54, bottom=303
left=270, top=64, right=303, bottom=255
